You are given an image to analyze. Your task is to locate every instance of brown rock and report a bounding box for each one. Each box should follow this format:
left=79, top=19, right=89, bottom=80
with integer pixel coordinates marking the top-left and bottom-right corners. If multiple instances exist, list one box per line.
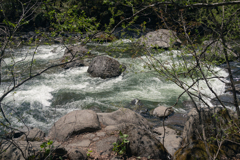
left=48, top=110, right=100, bottom=142
left=152, top=106, right=174, bottom=118
left=97, top=108, right=151, bottom=129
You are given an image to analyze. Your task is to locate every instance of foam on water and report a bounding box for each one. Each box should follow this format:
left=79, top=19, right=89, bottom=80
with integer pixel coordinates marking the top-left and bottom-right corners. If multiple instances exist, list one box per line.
left=4, top=85, right=54, bottom=108
left=1, top=43, right=229, bottom=131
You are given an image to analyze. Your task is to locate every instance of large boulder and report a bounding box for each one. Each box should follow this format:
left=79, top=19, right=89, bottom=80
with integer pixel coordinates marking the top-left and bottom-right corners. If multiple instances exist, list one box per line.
left=119, top=123, right=171, bottom=159
left=47, top=110, right=101, bottom=142
left=87, top=56, right=126, bottom=79
left=61, top=45, right=93, bottom=69
left=97, top=108, right=151, bottom=129
left=139, top=29, right=182, bottom=49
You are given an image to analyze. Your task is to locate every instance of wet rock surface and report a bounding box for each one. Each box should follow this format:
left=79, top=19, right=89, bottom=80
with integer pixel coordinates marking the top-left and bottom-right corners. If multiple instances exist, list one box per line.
left=3, top=107, right=183, bottom=160
left=87, top=56, right=126, bottom=79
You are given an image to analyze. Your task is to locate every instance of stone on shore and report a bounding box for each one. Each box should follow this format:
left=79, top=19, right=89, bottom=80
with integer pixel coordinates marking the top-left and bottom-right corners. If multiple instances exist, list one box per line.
left=47, top=110, right=101, bottom=142
left=152, top=106, right=174, bottom=118
left=153, top=127, right=182, bottom=156
left=97, top=108, right=151, bottom=129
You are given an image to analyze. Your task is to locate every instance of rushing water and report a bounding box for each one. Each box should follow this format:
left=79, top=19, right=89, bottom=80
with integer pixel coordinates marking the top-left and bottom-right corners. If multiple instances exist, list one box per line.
left=1, top=40, right=228, bottom=132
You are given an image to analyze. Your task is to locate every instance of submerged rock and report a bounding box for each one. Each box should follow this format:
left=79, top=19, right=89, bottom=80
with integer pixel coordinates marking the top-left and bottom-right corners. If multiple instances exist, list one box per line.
left=61, top=45, right=93, bottom=69
left=139, top=29, right=182, bottom=49
left=87, top=56, right=126, bottom=79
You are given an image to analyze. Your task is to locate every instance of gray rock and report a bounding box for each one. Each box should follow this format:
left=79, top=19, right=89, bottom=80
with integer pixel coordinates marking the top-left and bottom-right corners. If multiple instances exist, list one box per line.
left=69, top=140, right=91, bottom=147
left=83, top=133, right=95, bottom=139
left=152, top=106, right=174, bottom=118
left=97, top=108, right=151, bottom=129
left=163, top=113, right=187, bottom=131
left=96, top=136, right=117, bottom=155
left=120, top=123, right=171, bottom=159
left=68, top=148, right=87, bottom=160
left=139, top=29, right=181, bottom=48
left=153, top=127, right=182, bottom=156
left=87, top=56, right=126, bottom=79
left=92, top=137, right=100, bottom=141
left=105, top=125, right=119, bottom=131
left=48, top=110, right=101, bottom=142
left=96, top=132, right=106, bottom=137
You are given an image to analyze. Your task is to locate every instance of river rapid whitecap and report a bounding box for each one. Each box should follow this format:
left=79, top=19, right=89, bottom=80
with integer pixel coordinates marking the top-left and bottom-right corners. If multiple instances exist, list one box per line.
left=1, top=40, right=228, bottom=132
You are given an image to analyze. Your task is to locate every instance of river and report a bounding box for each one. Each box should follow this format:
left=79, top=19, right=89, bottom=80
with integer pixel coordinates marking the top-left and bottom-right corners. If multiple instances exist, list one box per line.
left=1, top=39, right=228, bottom=132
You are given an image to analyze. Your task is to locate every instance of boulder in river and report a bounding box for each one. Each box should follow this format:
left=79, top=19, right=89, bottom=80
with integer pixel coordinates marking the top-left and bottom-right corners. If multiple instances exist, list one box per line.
left=139, top=29, right=182, bottom=49
left=87, top=55, right=126, bottom=79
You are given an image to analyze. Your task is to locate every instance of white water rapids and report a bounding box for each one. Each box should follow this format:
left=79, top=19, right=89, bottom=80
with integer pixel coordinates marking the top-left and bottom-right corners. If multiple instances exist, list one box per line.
left=1, top=40, right=228, bottom=132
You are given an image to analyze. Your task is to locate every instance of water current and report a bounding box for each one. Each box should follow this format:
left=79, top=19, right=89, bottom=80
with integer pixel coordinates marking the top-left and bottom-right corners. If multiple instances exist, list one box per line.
left=1, top=40, right=228, bottom=132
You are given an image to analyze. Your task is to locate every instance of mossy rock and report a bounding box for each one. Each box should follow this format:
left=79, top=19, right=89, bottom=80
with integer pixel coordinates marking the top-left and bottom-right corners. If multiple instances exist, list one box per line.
left=174, top=140, right=225, bottom=160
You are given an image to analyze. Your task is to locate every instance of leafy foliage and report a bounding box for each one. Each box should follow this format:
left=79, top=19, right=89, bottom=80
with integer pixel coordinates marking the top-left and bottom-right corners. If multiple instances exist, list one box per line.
left=113, top=130, right=129, bottom=155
